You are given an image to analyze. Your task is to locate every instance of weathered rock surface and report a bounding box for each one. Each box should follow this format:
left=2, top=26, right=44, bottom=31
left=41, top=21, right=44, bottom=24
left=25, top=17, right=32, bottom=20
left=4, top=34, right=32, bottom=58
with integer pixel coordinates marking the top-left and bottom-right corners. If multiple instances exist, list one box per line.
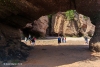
left=0, top=23, right=20, bottom=47
left=23, top=16, right=49, bottom=37
left=28, top=11, right=95, bottom=37
left=0, top=0, right=100, bottom=56
left=32, top=16, right=49, bottom=36
left=79, top=15, right=95, bottom=36
left=0, top=0, right=98, bottom=29
left=0, top=23, right=32, bottom=61
left=0, top=0, right=98, bottom=37
left=49, top=12, right=95, bottom=36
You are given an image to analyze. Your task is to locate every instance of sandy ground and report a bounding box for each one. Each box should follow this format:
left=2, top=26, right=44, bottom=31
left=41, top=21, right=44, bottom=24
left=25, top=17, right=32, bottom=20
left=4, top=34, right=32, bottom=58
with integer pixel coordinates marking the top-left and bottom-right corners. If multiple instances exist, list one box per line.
left=15, top=37, right=100, bottom=67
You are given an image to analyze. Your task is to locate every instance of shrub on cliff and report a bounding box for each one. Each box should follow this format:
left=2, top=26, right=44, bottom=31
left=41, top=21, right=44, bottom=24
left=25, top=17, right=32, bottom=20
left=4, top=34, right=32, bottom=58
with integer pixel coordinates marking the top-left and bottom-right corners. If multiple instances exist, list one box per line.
left=65, top=10, right=76, bottom=20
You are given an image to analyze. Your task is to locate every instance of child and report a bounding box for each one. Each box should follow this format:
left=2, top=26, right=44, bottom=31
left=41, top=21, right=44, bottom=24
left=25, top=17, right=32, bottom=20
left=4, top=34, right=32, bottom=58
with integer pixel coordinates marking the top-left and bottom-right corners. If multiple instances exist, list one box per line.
left=31, top=37, right=36, bottom=46
left=62, top=36, right=64, bottom=43
left=64, top=37, right=66, bottom=43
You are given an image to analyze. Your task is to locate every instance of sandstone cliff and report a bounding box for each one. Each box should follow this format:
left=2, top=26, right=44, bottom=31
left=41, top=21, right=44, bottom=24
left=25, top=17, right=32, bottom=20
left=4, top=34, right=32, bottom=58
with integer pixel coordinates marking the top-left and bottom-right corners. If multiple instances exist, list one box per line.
left=32, top=11, right=95, bottom=37
left=51, top=11, right=95, bottom=36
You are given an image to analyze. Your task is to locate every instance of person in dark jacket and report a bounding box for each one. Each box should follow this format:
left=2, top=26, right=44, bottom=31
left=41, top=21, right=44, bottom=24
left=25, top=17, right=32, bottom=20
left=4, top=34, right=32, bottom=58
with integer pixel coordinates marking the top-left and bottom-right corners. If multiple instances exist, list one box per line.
left=58, top=36, right=61, bottom=44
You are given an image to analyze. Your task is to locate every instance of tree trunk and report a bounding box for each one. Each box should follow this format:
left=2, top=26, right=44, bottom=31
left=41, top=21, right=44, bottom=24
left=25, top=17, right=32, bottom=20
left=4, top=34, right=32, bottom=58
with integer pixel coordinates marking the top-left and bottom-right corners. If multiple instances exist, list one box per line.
left=89, top=22, right=100, bottom=52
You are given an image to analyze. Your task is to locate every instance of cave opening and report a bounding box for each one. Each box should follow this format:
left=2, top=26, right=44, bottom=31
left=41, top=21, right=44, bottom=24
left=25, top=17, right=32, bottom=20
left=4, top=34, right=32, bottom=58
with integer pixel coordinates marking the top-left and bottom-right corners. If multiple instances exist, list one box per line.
left=21, top=10, right=95, bottom=49
left=0, top=0, right=100, bottom=66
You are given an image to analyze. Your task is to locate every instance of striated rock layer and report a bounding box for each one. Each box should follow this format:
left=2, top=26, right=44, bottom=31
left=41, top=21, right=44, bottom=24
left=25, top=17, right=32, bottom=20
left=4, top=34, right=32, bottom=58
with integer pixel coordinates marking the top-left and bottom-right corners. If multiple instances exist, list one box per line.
left=35, top=11, right=95, bottom=37
left=25, top=11, right=95, bottom=37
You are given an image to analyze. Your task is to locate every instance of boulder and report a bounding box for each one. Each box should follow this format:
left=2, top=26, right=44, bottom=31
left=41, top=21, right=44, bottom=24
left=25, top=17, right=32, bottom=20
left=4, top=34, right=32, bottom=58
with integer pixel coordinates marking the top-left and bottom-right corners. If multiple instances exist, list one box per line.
left=0, top=23, right=31, bottom=61
left=32, top=16, right=49, bottom=36
left=0, top=23, right=21, bottom=47
left=79, top=14, right=95, bottom=36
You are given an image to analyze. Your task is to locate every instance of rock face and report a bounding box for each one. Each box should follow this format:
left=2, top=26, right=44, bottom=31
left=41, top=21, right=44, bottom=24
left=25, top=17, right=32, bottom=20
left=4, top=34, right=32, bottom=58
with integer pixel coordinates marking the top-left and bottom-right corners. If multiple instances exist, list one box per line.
left=23, top=16, right=49, bottom=37
left=0, top=0, right=100, bottom=55
left=50, top=11, right=95, bottom=36
left=0, top=0, right=98, bottom=29
left=0, top=23, right=21, bottom=47
left=79, top=14, right=95, bottom=36
left=29, top=11, right=95, bottom=37
left=32, top=16, right=49, bottom=36
left=0, top=0, right=98, bottom=36
left=0, top=23, right=32, bottom=61
left=51, top=12, right=65, bottom=35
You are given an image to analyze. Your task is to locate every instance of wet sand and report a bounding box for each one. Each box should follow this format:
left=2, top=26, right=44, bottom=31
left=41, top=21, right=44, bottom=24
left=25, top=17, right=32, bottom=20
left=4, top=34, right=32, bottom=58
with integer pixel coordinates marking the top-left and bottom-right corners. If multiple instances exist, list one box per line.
left=17, top=37, right=100, bottom=67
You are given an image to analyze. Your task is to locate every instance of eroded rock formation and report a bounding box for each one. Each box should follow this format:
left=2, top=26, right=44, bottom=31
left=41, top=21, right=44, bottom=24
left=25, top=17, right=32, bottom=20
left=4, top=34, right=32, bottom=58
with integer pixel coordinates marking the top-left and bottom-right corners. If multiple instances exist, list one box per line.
left=33, top=11, right=95, bottom=37
left=0, top=23, right=20, bottom=47
left=0, top=0, right=100, bottom=54
left=0, top=23, right=32, bottom=61
left=23, top=16, right=49, bottom=37
left=32, top=16, right=49, bottom=36
left=51, top=12, right=95, bottom=36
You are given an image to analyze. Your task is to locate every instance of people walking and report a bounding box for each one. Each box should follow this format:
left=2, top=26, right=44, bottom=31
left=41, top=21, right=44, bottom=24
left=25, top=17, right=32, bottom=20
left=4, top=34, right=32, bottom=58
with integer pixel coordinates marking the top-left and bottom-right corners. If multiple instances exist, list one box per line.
left=28, top=34, right=32, bottom=44
left=84, top=36, right=88, bottom=44
left=58, top=36, right=61, bottom=44
left=62, top=36, right=64, bottom=43
left=24, top=37, right=28, bottom=44
left=25, top=37, right=27, bottom=42
left=31, top=37, right=36, bottom=46
left=84, top=34, right=90, bottom=44
left=64, top=37, right=66, bottom=43
left=28, top=34, right=31, bottom=40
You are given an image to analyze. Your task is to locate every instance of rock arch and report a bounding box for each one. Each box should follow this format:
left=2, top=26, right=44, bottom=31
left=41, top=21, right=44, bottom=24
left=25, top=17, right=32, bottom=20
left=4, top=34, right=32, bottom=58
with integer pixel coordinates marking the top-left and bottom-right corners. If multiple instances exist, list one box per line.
left=0, top=0, right=100, bottom=52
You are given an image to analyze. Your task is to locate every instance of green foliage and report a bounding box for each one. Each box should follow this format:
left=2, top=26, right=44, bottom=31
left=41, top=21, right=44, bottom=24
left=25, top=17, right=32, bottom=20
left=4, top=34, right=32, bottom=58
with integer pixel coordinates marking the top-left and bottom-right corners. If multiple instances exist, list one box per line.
left=83, top=15, right=87, bottom=19
left=65, top=10, right=76, bottom=20
left=48, top=14, right=52, bottom=19
left=48, top=14, right=53, bottom=34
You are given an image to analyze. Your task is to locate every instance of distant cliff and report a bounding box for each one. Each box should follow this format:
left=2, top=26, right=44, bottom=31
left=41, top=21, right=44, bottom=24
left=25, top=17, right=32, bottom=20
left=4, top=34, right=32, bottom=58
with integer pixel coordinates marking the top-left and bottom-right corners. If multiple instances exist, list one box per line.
left=50, top=10, right=95, bottom=36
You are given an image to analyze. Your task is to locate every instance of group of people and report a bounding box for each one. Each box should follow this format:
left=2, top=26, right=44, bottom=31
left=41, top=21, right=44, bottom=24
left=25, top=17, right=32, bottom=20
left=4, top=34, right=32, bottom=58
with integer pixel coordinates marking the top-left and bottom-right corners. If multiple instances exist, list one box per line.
left=58, top=35, right=89, bottom=45
left=24, top=34, right=36, bottom=46
left=24, top=34, right=89, bottom=46
left=58, top=36, right=66, bottom=44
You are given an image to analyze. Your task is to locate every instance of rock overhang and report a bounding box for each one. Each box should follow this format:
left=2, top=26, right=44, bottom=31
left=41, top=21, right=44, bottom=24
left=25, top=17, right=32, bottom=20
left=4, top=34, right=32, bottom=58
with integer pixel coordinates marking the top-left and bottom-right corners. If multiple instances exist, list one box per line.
left=0, top=0, right=99, bottom=35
